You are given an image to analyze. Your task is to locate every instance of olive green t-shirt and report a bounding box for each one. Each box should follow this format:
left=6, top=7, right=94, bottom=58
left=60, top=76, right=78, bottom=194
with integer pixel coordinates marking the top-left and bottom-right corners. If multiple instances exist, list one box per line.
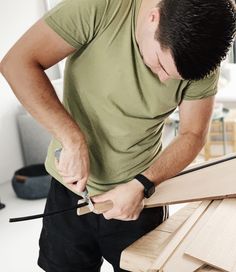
left=43, top=0, right=219, bottom=196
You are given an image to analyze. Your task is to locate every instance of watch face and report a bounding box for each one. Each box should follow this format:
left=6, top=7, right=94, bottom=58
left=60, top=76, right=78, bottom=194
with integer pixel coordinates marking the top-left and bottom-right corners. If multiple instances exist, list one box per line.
left=145, top=184, right=155, bottom=198
left=149, top=185, right=155, bottom=196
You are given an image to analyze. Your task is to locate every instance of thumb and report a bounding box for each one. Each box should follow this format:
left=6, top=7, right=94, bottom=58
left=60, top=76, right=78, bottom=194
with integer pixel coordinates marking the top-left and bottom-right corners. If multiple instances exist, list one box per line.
left=92, top=191, right=111, bottom=203
left=75, top=182, right=86, bottom=193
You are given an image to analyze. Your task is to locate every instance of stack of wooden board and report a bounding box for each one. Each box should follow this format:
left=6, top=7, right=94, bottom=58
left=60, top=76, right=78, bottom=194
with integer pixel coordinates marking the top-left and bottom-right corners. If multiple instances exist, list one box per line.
left=120, top=154, right=236, bottom=272
left=121, top=199, right=236, bottom=272
left=143, top=154, right=236, bottom=207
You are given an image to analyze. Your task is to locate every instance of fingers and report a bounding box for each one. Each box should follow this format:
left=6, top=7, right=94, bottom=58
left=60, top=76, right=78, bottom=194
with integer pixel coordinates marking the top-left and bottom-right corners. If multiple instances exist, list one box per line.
left=54, top=149, right=89, bottom=192
left=74, top=179, right=87, bottom=192
left=58, top=173, right=87, bottom=192
left=92, top=192, right=111, bottom=203
left=63, top=177, right=87, bottom=192
left=93, top=183, right=144, bottom=221
left=103, top=205, right=143, bottom=221
left=68, top=182, right=86, bottom=193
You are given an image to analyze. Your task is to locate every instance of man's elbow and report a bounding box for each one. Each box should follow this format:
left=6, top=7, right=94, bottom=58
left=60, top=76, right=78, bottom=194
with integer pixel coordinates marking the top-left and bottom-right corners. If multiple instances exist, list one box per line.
left=0, top=58, right=8, bottom=76
left=180, top=129, right=208, bottom=147
left=1, top=54, right=16, bottom=78
left=1, top=53, right=41, bottom=81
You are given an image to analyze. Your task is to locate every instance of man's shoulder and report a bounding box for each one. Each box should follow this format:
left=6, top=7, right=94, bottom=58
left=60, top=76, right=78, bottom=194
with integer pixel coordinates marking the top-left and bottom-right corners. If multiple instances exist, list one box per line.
left=183, top=68, right=220, bottom=100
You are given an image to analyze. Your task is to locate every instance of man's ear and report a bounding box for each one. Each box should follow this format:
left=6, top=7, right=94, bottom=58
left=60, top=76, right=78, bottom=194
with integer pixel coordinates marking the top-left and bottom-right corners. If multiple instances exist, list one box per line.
left=147, top=7, right=160, bottom=32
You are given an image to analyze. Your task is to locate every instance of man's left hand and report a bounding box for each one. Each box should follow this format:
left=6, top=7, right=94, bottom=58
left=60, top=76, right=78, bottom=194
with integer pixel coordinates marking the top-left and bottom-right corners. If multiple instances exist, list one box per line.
left=92, top=180, right=145, bottom=221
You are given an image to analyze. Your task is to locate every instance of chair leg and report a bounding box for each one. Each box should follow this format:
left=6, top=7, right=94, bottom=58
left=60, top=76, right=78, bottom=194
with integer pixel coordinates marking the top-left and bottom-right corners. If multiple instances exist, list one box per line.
left=204, top=130, right=211, bottom=161
left=233, top=122, right=236, bottom=153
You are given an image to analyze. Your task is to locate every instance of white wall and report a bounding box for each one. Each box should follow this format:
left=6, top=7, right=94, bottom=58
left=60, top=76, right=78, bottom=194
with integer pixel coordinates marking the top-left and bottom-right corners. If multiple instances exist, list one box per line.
left=0, top=0, right=60, bottom=184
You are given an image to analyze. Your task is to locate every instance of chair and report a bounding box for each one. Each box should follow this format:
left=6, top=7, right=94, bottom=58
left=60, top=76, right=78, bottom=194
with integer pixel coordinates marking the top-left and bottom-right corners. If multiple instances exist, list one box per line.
left=168, top=106, right=235, bottom=161
left=204, top=109, right=236, bottom=160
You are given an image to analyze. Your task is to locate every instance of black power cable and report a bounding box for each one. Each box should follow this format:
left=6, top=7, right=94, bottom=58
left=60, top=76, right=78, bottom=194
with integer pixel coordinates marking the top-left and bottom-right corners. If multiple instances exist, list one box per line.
left=9, top=154, right=236, bottom=223
left=9, top=201, right=88, bottom=223
left=176, top=154, right=236, bottom=177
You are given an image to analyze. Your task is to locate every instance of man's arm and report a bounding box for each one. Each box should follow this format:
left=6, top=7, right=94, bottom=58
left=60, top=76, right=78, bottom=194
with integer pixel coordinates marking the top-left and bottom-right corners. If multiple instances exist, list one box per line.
left=93, top=96, right=215, bottom=220
left=142, top=96, right=215, bottom=184
left=1, top=19, right=89, bottom=193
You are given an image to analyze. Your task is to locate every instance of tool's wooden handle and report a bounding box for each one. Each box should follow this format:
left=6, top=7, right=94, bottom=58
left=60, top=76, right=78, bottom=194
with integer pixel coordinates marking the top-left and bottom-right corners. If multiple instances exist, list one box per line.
left=93, top=200, right=113, bottom=214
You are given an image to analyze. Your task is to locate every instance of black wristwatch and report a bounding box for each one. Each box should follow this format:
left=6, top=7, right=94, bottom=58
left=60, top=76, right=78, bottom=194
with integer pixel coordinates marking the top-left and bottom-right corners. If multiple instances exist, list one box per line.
left=134, top=174, right=155, bottom=198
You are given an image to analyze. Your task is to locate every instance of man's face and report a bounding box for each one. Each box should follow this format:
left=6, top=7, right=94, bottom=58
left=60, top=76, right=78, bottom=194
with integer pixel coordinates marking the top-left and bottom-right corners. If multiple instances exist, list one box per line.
left=139, top=35, right=182, bottom=82
left=136, top=6, right=182, bottom=82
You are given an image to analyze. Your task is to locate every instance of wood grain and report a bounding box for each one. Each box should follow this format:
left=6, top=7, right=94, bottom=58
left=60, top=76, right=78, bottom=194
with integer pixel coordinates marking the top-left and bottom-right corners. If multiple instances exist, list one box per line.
left=120, top=202, right=201, bottom=272
left=162, top=200, right=221, bottom=272
left=144, top=157, right=236, bottom=207
left=147, top=201, right=211, bottom=272
left=185, top=199, right=236, bottom=272
left=77, top=200, right=113, bottom=215
left=93, top=200, right=113, bottom=214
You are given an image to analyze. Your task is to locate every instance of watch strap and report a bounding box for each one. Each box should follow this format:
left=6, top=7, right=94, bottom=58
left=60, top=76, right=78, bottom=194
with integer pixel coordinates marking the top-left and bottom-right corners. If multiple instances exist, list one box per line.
left=134, top=174, right=155, bottom=198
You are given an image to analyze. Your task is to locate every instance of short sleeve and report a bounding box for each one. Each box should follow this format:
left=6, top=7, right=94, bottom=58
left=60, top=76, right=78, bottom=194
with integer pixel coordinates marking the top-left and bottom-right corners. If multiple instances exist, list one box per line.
left=182, top=68, right=220, bottom=100
left=43, top=0, right=107, bottom=50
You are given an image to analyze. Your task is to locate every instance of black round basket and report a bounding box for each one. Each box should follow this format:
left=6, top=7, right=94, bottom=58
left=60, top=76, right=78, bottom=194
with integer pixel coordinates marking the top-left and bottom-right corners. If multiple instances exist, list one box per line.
left=12, top=164, right=51, bottom=200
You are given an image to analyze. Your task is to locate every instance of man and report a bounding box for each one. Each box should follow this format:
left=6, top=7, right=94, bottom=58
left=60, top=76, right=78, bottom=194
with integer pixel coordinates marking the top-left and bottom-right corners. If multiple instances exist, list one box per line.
left=1, top=0, right=236, bottom=271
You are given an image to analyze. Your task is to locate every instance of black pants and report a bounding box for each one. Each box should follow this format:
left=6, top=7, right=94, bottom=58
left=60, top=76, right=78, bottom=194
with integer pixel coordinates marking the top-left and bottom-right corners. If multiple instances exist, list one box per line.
left=38, top=178, right=164, bottom=272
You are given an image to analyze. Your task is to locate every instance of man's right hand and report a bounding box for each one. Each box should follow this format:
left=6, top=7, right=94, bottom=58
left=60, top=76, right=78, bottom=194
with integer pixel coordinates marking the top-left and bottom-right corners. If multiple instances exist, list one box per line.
left=55, top=134, right=90, bottom=193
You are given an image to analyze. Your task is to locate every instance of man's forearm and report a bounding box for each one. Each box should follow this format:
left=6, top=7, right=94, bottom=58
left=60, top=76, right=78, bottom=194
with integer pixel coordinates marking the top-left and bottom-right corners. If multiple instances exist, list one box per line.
left=1, top=60, right=83, bottom=147
left=142, top=132, right=206, bottom=186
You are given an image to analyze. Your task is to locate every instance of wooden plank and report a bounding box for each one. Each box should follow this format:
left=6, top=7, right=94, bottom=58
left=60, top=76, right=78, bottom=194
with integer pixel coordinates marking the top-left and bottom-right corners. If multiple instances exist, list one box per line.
left=162, top=200, right=221, bottom=272
left=120, top=202, right=201, bottom=272
left=147, top=201, right=211, bottom=272
left=185, top=199, right=236, bottom=272
left=196, top=265, right=224, bottom=272
left=121, top=229, right=173, bottom=272
left=144, top=156, right=236, bottom=207
left=157, top=202, right=200, bottom=233
left=77, top=200, right=113, bottom=215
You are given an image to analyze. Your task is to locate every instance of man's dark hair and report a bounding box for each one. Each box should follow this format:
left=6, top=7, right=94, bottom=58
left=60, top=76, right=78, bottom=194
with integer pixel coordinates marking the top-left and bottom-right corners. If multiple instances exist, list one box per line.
left=155, top=0, right=236, bottom=80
